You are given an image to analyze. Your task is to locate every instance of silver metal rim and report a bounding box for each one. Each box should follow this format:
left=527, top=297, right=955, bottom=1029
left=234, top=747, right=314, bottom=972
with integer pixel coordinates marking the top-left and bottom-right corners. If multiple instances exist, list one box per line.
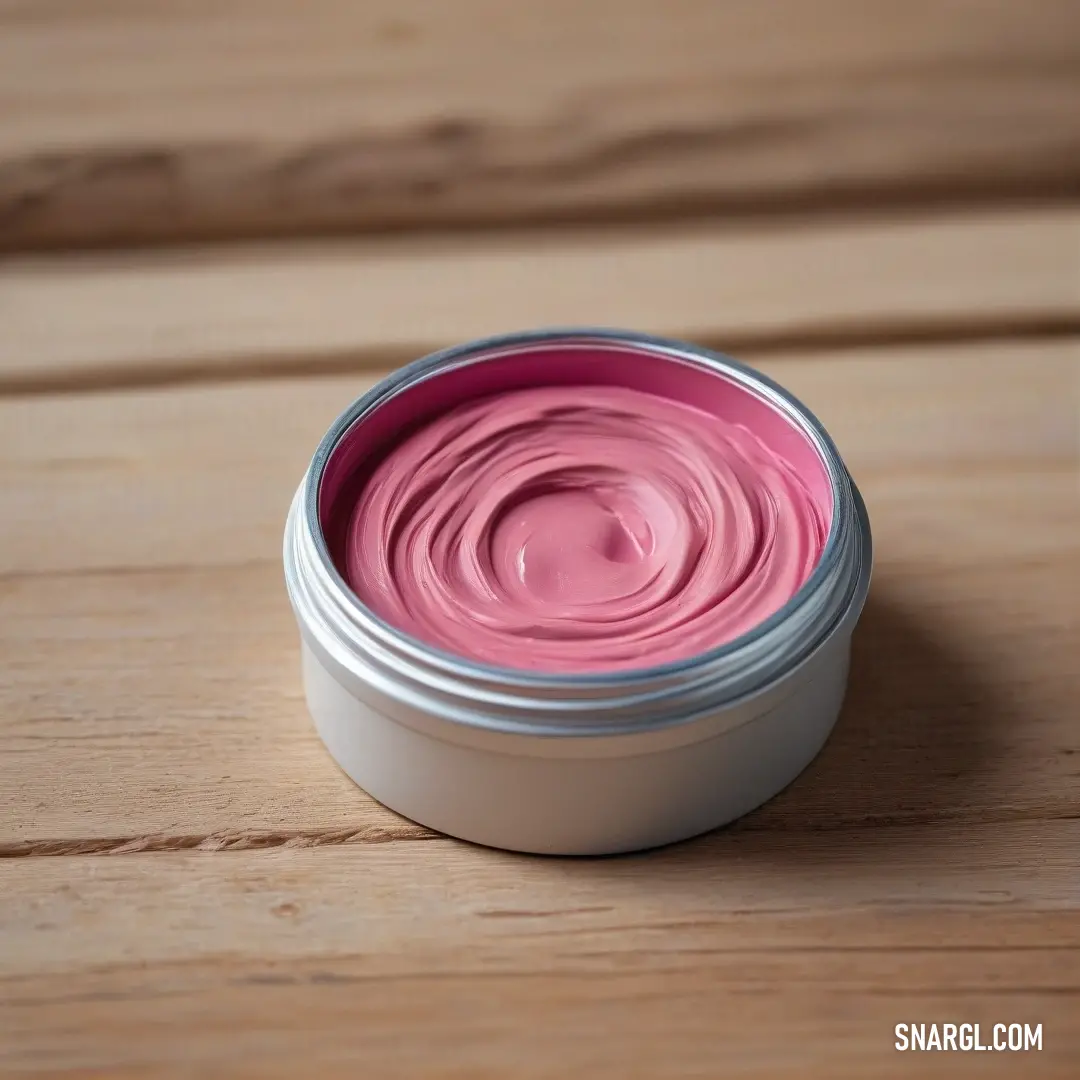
left=284, top=328, right=873, bottom=735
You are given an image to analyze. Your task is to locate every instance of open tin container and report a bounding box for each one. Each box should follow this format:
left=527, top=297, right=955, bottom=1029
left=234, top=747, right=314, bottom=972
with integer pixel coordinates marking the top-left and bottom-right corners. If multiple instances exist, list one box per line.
left=283, top=329, right=872, bottom=855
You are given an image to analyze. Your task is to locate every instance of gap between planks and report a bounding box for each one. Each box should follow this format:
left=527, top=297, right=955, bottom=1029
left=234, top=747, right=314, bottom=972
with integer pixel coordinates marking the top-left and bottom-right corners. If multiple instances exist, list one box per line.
left=2, top=318, right=1078, bottom=399
left=0, top=824, right=441, bottom=859
left=4, top=809, right=1080, bottom=862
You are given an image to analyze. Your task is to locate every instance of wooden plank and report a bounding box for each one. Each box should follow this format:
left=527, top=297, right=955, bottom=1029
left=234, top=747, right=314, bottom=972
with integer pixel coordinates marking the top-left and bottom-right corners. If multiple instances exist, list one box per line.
left=4, top=970, right=1074, bottom=1079
left=1, top=342, right=1076, bottom=847
left=0, top=342, right=1075, bottom=576
left=2, top=208, right=1078, bottom=393
left=1, top=827, right=1078, bottom=1077
left=7, top=823, right=1076, bottom=975
left=0, top=0, right=1078, bottom=250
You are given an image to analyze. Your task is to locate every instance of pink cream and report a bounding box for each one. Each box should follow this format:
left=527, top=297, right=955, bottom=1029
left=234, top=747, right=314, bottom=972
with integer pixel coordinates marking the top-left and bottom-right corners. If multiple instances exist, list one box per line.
left=326, top=344, right=831, bottom=674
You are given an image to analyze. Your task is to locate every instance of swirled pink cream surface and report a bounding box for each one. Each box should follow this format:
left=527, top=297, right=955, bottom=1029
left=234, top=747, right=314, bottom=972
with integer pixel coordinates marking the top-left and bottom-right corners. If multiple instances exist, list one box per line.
left=342, top=382, right=829, bottom=673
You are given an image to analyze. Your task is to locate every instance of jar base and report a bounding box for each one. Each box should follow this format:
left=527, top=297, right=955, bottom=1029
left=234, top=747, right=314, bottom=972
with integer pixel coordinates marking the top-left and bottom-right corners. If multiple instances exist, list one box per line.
left=301, top=637, right=851, bottom=857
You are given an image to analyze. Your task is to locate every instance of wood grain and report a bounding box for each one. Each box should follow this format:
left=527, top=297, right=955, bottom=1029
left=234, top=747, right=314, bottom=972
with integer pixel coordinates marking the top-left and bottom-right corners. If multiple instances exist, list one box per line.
left=2, top=826, right=1078, bottom=1077
left=4, top=967, right=1075, bottom=1080
left=1, top=0, right=1078, bottom=250
left=1, top=342, right=1076, bottom=850
left=2, top=208, right=1078, bottom=393
left=7, top=823, right=1080, bottom=974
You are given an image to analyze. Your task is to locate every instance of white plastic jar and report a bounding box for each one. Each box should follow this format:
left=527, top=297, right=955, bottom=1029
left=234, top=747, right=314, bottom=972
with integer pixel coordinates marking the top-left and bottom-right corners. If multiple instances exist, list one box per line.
left=284, top=329, right=872, bottom=855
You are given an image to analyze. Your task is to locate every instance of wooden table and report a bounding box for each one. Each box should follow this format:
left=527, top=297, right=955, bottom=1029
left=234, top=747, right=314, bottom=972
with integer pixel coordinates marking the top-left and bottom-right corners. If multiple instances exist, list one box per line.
left=2, top=3, right=1078, bottom=1077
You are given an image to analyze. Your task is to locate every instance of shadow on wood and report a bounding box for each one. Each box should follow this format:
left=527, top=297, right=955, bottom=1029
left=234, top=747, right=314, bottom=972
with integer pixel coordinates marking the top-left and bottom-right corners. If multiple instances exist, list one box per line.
left=534, top=583, right=1007, bottom=872
left=744, top=582, right=998, bottom=835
